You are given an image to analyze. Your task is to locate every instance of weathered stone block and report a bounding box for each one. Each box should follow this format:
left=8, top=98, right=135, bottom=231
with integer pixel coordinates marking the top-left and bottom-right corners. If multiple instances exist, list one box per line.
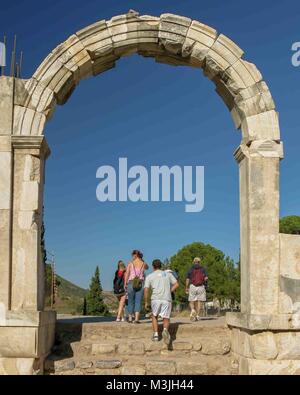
left=0, top=152, right=11, bottom=210
left=13, top=105, right=46, bottom=136
left=94, top=368, right=121, bottom=375
left=20, top=181, right=39, bottom=211
left=53, top=359, right=75, bottom=372
left=75, top=360, right=93, bottom=369
left=241, top=110, right=280, bottom=142
left=144, top=341, right=167, bottom=352
left=0, top=327, right=38, bottom=358
left=146, top=360, right=176, bottom=375
left=192, top=343, right=202, bottom=351
left=249, top=332, right=278, bottom=360
left=91, top=343, right=116, bottom=355
left=121, top=366, right=146, bottom=375
left=279, top=233, right=300, bottom=313
left=176, top=360, right=207, bottom=375
left=186, top=20, right=217, bottom=49
left=201, top=338, right=231, bottom=355
left=276, top=332, right=300, bottom=360
left=0, top=77, right=14, bottom=135
left=239, top=356, right=300, bottom=375
left=0, top=357, right=39, bottom=375
left=94, top=360, right=122, bottom=369
left=172, top=341, right=193, bottom=351
left=118, top=341, right=145, bottom=355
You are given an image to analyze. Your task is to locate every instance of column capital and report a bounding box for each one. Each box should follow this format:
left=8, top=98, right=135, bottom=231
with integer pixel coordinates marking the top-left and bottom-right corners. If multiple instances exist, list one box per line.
left=11, top=136, right=50, bottom=158
left=234, top=140, right=284, bottom=164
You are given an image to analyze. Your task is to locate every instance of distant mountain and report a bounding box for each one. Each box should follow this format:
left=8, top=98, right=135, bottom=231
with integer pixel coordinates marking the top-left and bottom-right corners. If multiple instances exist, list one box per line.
left=45, top=267, right=117, bottom=314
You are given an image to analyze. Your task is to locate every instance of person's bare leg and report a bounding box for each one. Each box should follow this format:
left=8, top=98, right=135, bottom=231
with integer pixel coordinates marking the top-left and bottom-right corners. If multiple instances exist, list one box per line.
left=135, top=311, right=140, bottom=322
left=196, top=301, right=204, bottom=320
left=195, top=300, right=201, bottom=315
left=163, top=318, right=170, bottom=330
left=152, top=315, right=159, bottom=333
left=116, top=296, right=121, bottom=320
left=200, top=301, right=204, bottom=316
left=117, top=295, right=126, bottom=319
left=162, top=318, right=171, bottom=345
left=152, top=315, right=159, bottom=341
left=189, top=301, right=196, bottom=321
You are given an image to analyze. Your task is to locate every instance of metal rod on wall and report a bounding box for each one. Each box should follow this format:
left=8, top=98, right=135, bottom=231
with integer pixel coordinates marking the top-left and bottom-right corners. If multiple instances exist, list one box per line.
left=19, top=51, right=23, bottom=78
left=10, top=34, right=17, bottom=77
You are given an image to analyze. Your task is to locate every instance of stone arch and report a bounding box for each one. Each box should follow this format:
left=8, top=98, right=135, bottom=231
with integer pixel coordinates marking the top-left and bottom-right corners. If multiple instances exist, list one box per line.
left=2, top=11, right=300, bottom=376
left=13, top=11, right=280, bottom=143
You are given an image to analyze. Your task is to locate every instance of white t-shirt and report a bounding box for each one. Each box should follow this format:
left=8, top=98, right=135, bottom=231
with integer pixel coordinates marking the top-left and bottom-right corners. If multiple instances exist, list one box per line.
left=144, top=270, right=177, bottom=302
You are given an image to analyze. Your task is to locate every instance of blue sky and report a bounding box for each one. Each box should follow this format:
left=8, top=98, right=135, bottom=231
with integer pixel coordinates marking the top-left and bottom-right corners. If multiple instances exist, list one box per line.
left=2, top=0, right=300, bottom=289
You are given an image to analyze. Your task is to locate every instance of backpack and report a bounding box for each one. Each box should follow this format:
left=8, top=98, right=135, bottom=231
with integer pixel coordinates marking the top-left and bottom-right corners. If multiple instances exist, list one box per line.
left=191, top=267, right=205, bottom=286
left=113, top=271, right=125, bottom=295
left=132, top=262, right=144, bottom=291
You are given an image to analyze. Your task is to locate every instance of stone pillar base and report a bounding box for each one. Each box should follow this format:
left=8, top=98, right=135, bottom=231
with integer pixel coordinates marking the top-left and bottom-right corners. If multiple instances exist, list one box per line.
left=227, top=312, right=300, bottom=375
left=232, top=353, right=300, bottom=375
left=0, top=310, right=56, bottom=375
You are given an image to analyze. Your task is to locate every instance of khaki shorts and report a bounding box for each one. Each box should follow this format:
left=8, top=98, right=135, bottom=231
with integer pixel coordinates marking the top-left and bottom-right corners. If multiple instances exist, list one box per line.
left=188, top=284, right=206, bottom=302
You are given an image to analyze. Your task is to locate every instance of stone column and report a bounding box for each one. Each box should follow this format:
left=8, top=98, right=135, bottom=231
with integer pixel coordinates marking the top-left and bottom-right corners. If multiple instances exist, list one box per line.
left=234, top=140, right=283, bottom=315
left=0, top=136, right=12, bottom=315
left=10, top=136, right=50, bottom=310
left=0, top=134, right=56, bottom=375
left=0, top=78, right=14, bottom=316
left=227, top=140, right=300, bottom=374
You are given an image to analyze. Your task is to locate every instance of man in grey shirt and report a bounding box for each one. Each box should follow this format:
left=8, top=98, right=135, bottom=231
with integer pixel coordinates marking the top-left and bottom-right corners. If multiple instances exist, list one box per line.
left=144, top=259, right=179, bottom=344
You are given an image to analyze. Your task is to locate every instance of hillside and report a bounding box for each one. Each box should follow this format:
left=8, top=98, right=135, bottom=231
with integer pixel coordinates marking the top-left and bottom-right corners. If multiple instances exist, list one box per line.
left=45, top=268, right=117, bottom=314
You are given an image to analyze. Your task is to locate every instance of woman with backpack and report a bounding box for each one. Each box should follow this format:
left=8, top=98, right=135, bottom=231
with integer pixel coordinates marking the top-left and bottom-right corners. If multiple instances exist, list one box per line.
left=124, top=250, right=149, bottom=324
left=113, top=260, right=127, bottom=322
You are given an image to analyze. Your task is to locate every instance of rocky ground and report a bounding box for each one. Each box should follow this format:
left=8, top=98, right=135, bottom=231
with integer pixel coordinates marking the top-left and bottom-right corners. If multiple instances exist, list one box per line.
left=45, top=315, right=234, bottom=375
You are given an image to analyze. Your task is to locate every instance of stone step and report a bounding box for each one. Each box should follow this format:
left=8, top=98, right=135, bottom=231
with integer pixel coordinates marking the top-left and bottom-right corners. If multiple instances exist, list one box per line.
left=48, top=317, right=232, bottom=375
left=56, top=317, right=229, bottom=341
left=45, top=354, right=233, bottom=375
left=67, top=336, right=231, bottom=358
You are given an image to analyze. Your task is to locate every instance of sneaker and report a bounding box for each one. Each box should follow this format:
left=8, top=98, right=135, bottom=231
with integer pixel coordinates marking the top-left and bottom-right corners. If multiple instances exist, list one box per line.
left=116, top=317, right=121, bottom=322
left=162, top=329, right=171, bottom=346
left=152, top=334, right=159, bottom=342
left=121, top=317, right=125, bottom=322
left=196, top=315, right=201, bottom=321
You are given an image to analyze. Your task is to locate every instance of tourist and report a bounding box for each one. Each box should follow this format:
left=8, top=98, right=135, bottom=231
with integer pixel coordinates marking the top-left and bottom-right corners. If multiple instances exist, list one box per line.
left=164, top=266, right=179, bottom=301
left=144, top=259, right=179, bottom=344
left=186, top=257, right=208, bottom=321
left=113, top=260, right=127, bottom=322
left=124, top=250, right=148, bottom=324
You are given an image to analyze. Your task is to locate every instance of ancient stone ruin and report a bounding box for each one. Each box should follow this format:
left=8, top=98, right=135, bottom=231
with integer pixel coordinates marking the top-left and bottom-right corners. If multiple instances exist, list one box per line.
left=0, top=12, right=300, bottom=374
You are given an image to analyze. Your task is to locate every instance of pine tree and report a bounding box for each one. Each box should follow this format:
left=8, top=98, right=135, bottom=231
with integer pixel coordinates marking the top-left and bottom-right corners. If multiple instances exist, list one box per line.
left=86, top=266, right=108, bottom=316
left=41, top=218, right=47, bottom=265
left=82, top=297, right=87, bottom=316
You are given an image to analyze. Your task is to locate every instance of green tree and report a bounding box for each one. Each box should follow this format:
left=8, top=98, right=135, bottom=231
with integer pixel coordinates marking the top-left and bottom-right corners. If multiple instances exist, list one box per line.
left=86, top=266, right=108, bottom=316
left=170, top=242, right=240, bottom=305
left=280, top=216, right=300, bottom=235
